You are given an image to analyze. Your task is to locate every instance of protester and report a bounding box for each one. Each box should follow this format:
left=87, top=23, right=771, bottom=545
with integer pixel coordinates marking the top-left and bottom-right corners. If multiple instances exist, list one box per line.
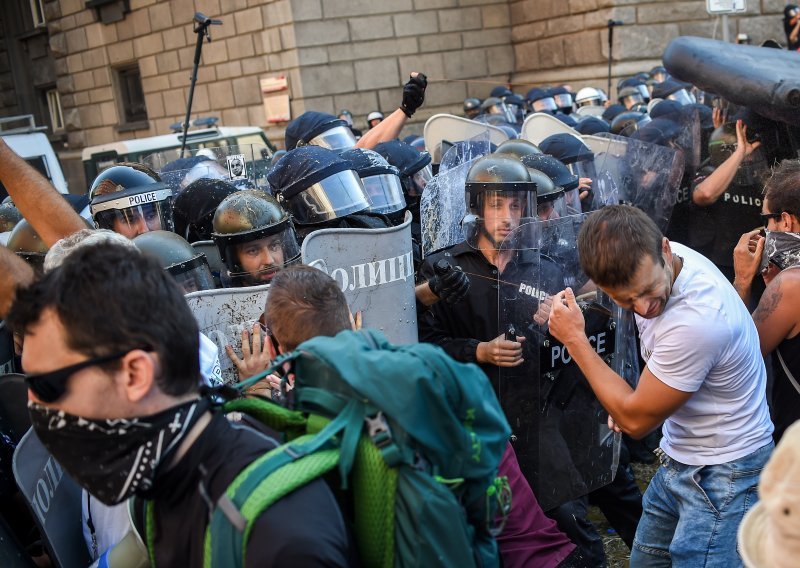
left=733, top=158, right=800, bottom=443
left=6, top=244, right=355, bottom=566
left=691, top=119, right=764, bottom=279
left=549, top=205, right=774, bottom=565
left=228, top=264, right=581, bottom=568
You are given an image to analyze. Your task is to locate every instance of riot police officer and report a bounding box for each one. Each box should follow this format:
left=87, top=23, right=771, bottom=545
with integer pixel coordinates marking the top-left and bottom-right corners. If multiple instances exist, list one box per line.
left=211, top=190, right=301, bottom=287
left=89, top=163, right=175, bottom=239
left=690, top=119, right=764, bottom=279
left=133, top=230, right=217, bottom=293
left=267, top=145, right=389, bottom=243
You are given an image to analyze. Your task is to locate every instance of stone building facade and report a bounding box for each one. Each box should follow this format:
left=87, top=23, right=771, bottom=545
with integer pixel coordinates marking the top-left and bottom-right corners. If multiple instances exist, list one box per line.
left=0, top=0, right=790, bottom=192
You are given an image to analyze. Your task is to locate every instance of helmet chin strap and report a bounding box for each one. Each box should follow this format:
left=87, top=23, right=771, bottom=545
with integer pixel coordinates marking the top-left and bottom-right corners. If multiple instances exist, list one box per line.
left=479, top=222, right=501, bottom=249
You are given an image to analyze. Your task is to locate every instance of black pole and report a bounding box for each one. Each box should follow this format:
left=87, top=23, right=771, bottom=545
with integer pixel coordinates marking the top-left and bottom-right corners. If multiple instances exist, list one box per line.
left=180, top=13, right=221, bottom=158
left=607, top=21, right=615, bottom=99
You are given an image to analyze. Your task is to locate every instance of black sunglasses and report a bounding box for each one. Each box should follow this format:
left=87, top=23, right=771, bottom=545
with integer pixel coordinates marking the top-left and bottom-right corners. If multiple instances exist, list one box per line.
left=25, top=350, right=135, bottom=403
left=760, top=212, right=783, bottom=227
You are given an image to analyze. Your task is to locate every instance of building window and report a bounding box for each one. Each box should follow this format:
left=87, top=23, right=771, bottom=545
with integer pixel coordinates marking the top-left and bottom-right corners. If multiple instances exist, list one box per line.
left=30, top=0, right=45, bottom=27
left=46, top=89, right=64, bottom=131
left=114, top=65, right=147, bottom=125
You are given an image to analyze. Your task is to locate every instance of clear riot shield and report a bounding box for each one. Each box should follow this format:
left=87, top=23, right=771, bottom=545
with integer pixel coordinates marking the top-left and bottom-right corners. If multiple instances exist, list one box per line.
left=675, top=106, right=702, bottom=178
left=301, top=212, right=417, bottom=344
left=497, top=216, right=620, bottom=511
left=184, top=284, right=270, bottom=385
left=585, top=133, right=683, bottom=232
left=420, top=132, right=491, bottom=257
left=143, top=143, right=273, bottom=195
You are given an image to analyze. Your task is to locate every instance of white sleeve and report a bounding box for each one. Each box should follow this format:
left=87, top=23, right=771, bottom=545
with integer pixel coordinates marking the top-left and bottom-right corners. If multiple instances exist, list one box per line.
left=646, top=309, right=728, bottom=393
left=198, top=332, right=223, bottom=387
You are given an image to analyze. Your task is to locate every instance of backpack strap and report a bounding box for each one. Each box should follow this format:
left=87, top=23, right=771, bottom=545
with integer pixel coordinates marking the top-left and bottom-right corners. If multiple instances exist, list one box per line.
left=204, top=398, right=364, bottom=568
left=221, top=398, right=308, bottom=440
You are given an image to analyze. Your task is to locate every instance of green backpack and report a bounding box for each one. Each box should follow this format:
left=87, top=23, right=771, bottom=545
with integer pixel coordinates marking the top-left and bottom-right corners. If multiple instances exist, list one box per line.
left=146, top=329, right=512, bottom=567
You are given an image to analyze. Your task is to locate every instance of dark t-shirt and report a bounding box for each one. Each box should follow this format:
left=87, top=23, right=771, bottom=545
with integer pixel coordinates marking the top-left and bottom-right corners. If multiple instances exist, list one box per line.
left=143, top=411, right=355, bottom=567
left=771, top=332, right=800, bottom=443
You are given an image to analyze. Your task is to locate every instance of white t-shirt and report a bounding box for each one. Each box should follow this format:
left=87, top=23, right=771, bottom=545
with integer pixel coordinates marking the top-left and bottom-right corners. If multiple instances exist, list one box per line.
left=199, top=331, right=223, bottom=387
left=636, top=243, right=773, bottom=465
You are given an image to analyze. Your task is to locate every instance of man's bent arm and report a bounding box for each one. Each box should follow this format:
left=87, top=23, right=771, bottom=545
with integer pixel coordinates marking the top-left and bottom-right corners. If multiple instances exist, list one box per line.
left=0, top=139, right=86, bottom=246
left=565, top=338, right=692, bottom=438
left=356, top=108, right=408, bottom=150
left=0, top=246, right=34, bottom=318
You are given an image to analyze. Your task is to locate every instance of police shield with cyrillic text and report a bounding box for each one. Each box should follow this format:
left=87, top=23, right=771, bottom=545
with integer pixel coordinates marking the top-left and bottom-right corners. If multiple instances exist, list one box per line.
left=184, top=284, right=271, bottom=385
left=301, top=212, right=417, bottom=344
left=497, top=215, right=621, bottom=511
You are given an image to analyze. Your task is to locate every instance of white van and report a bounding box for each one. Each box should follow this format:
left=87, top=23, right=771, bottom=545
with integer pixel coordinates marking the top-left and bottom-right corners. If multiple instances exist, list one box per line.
left=81, top=122, right=276, bottom=184
left=1, top=115, right=69, bottom=196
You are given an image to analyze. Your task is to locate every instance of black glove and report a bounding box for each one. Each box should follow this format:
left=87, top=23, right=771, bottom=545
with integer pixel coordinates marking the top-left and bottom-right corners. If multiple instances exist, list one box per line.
left=428, top=259, right=470, bottom=304
left=400, top=73, right=428, bottom=118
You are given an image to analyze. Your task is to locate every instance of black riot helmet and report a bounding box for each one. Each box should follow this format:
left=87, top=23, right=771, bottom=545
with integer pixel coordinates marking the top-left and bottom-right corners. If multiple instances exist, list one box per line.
left=618, top=78, right=650, bottom=104
left=549, top=86, right=574, bottom=114
left=480, top=97, right=517, bottom=124
left=494, top=139, right=543, bottom=161
left=284, top=111, right=357, bottom=151
left=133, top=230, right=216, bottom=293
left=373, top=140, right=433, bottom=202
left=211, top=190, right=300, bottom=286
left=463, top=154, right=537, bottom=249
left=618, top=86, right=645, bottom=110
left=89, top=163, right=174, bottom=238
left=268, top=146, right=370, bottom=226
left=652, top=79, right=694, bottom=106
left=339, top=148, right=406, bottom=221
left=0, top=200, right=22, bottom=233
left=172, top=178, right=238, bottom=242
left=650, top=66, right=668, bottom=83
left=708, top=123, right=768, bottom=186
left=7, top=219, right=48, bottom=271
left=523, top=154, right=582, bottom=217
left=539, top=133, right=597, bottom=183
left=463, top=97, right=482, bottom=119
left=526, top=87, right=557, bottom=113
left=610, top=110, right=647, bottom=136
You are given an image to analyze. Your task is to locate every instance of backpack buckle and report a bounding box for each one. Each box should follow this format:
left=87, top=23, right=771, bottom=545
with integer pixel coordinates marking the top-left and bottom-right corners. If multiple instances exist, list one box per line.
left=365, top=411, right=392, bottom=449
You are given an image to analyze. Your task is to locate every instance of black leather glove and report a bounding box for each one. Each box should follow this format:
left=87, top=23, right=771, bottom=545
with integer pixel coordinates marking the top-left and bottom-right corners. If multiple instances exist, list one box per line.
left=400, top=73, right=428, bottom=118
left=428, top=259, right=470, bottom=304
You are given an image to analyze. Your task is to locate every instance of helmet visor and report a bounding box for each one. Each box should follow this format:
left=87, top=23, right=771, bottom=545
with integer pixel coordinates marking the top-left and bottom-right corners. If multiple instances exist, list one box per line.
left=307, top=125, right=357, bottom=151
left=532, top=98, right=558, bottom=112
left=411, top=163, right=434, bottom=196
left=577, top=97, right=600, bottom=108
left=464, top=190, right=536, bottom=249
left=620, top=93, right=644, bottom=109
left=284, top=170, right=369, bottom=225
left=667, top=89, right=693, bottom=106
left=553, top=94, right=573, bottom=109
left=224, top=224, right=301, bottom=285
left=536, top=192, right=567, bottom=221
left=363, top=174, right=406, bottom=215
left=168, top=255, right=216, bottom=293
left=92, top=196, right=175, bottom=238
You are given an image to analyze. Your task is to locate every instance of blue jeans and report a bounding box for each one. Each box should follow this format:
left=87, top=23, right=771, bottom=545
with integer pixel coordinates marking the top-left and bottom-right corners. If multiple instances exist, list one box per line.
left=630, top=442, right=773, bottom=567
